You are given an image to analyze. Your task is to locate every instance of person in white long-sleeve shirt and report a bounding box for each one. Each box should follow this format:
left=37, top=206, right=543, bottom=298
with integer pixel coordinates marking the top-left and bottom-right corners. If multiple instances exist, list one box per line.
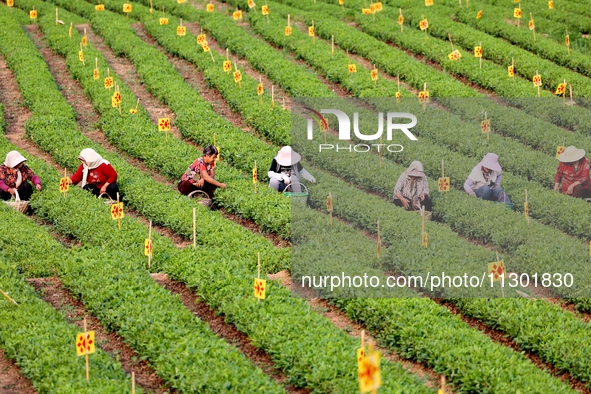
left=268, top=146, right=316, bottom=192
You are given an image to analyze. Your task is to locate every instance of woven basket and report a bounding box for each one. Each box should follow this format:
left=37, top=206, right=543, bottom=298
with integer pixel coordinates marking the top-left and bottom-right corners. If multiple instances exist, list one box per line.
left=4, top=190, right=29, bottom=213
left=283, top=183, right=309, bottom=204
left=188, top=190, right=213, bottom=208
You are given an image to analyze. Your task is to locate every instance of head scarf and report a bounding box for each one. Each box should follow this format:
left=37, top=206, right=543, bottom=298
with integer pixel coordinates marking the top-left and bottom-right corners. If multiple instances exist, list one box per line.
left=78, top=148, right=109, bottom=187
left=402, top=161, right=425, bottom=180
left=4, top=151, right=27, bottom=188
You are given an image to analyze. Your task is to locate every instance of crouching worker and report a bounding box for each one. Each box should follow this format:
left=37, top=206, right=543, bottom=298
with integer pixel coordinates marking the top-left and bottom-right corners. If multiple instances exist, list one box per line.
left=70, top=148, right=120, bottom=200
left=0, top=151, right=42, bottom=201
left=268, top=146, right=315, bottom=192
left=464, top=153, right=512, bottom=204
left=178, top=145, right=226, bottom=199
left=393, top=161, right=432, bottom=211
left=554, top=146, right=589, bottom=199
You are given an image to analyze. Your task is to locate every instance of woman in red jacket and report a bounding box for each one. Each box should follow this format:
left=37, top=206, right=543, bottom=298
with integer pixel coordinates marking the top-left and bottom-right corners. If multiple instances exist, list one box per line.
left=69, top=148, right=120, bottom=200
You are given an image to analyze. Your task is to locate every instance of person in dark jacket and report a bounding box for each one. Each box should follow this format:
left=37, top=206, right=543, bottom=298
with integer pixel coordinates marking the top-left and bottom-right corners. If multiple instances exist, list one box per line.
left=268, top=146, right=315, bottom=192
left=0, top=150, right=42, bottom=201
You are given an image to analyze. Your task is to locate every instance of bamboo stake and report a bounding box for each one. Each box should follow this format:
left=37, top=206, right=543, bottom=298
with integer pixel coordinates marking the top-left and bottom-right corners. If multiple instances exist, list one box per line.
left=442, top=159, right=445, bottom=178
left=84, top=317, right=90, bottom=380
left=422, top=14, right=427, bottom=39
left=448, top=33, right=454, bottom=51
left=282, top=97, right=286, bottom=110
left=132, top=372, right=136, bottom=394
left=331, top=35, right=334, bottom=56
left=567, top=28, right=570, bottom=55
left=257, top=253, right=261, bottom=302
left=271, top=86, right=275, bottom=108
left=525, top=189, right=530, bottom=225
left=379, top=136, right=383, bottom=167
left=562, top=79, right=567, bottom=107
left=150, top=0, right=153, bottom=13
left=193, top=207, right=196, bottom=249
left=0, top=289, right=18, bottom=306
left=479, top=41, right=482, bottom=69
left=80, top=43, right=85, bottom=66
left=259, top=76, right=263, bottom=104
left=377, top=220, right=381, bottom=258
left=536, top=69, right=540, bottom=97
left=116, top=193, right=121, bottom=230
left=312, top=20, right=315, bottom=44
left=530, top=13, right=536, bottom=40
left=148, top=220, right=152, bottom=268
left=254, top=161, right=257, bottom=193
left=399, top=8, right=403, bottom=32
left=56, top=7, right=58, bottom=25
left=441, top=376, right=446, bottom=394
left=517, top=3, right=520, bottom=28
left=64, top=168, right=67, bottom=198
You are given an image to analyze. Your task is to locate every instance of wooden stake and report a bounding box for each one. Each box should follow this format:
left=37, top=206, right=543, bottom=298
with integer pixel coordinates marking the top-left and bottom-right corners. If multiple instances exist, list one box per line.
left=132, top=372, right=136, bottom=394
left=448, top=33, right=454, bottom=51
left=562, top=79, right=566, bottom=108
left=271, top=86, right=275, bottom=108
left=328, top=192, right=333, bottom=226
left=536, top=69, right=540, bottom=97
left=517, top=3, right=520, bottom=28
left=95, top=57, right=98, bottom=70
left=148, top=220, right=152, bottom=268
left=479, top=41, right=482, bottom=69
left=423, top=14, right=428, bottom=39
left=525, top=189, right=530, bottom=225
left=282, top=97, right=286, bottom=110
left=80, top=43, right=85, bottom=66
left=150, top=0, right=153, bottom=13
left=84, top=317, right=90, bottom=380
left=56, top=8, right=58, bottom=25
left=312, top=20, right=315, bottom=44
left=259, top=76, right=263, bottom=104
left=379, top=136, right=383, bottom=167
left=64, top=168, right=67, bottom=198
left=441, top=159, right=445, bottom=178
left=257, top=252, right=261, bottom=302
left=459, top=0, right=462, bottom=6
left=0, top=289, right=18, bottom=306
left=567, top=28, right=570, bottom=55
left=530, top=13, right=536, bottom=40
left=331, top=35, right=334, bottom=56
left=193, top=207, right=196, bottom=249
left=254, top=160, right=258, bottom=193
left=397, top=74, right=401, bottom=98
left=399, top=8, right=403, bottom=32
left=116, top=193, right=121, bottom=230
left=441, top=376, right=446, bottom=394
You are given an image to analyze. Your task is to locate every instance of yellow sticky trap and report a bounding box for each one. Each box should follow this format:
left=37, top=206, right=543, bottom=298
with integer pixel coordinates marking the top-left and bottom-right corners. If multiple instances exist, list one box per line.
left=532, top=74, right=542, bottom=87
left=375, top=2, right=383, bottom=11
left=548, top=0, right=554, bottom=9
left=488, top=260, right=505, bottom=281
left=395, top=91, right=401, bottom=103
left=129, top=109, right=137, bottom=115
left=513, top=8, right=522, bottom=18
left=30, top=10, right=37, bottom=19
left=69, top=24, right=73, bottom=39
left=123, top=3, right=132, bottom=13
left=476, top=10, right=482, bottom=19
left=556, top=146, right=565, bottom=159
left=555, top=83, right=566, bottom=95
left=425, top=0, right=433, bottom=6
left=7, top=0, right=14, bottom=7
left=481, top=119, right=491, bottom=133
left=76, top=331, right=96, bottom=356
left=248, top=0, right=256, bottom=8
left=285, top=26, right=292, bottom=36
left=257, top=83, right=264, bottom=96
left=528, top=20, right=535, bottom=30
left=448, top=49, right=462, bottom=61
left=262, top=5, right=269, bottom=15
left=422, top=232, right=428, bottom=247
left=197, top=34, right=207, bottom=45
left=308, top=26, right=315, bottom=37
left=371, top=69, right=378, bottom=81
left=398, top=15, right=404, bottom=25
left=233, top=10, right=243, bottom=20
left=418, top=90, right=429, bottom=103
left=59, top=177, right=69, bottom=193
left=438, top=177, right=450, bottom=192
left=566, top=35, right=570, bottom=46
left=104, top=76, right=113, bottom=89
left=223, top=60, right=232, bottom=72
left=78, top=50, right=84, bottom=63
left=524, top=202, right=529, bottom=220
left=356, top=347, right=366, bottom=366
left=419, top=19, right=429, bottom=31
left=474, top=46, right=482, bottom=58
left=206, top=3, right=214, bottom=12
left=358, top=349, right=381, bottom=392
left=252, top=167, right=257, bottom=184
left=81, top=36, right=87, bottom=47
left=254, top=278, right=266, bottom=299
left=233, top=70, right=242, bottom=83
left=348, top=64, right=357, bottom=73
left=110, top=202, right=124, bottom=219
left=177, top=26, right=186, bottom=36
left=202, top=42, right=210, bottom=52
left=93, top=68, right=100, bottom=80
left=111, top=91, right=122, bottom=107
left=507, top=65, right=514, bottom=77
left=158, top=118, right=171, bottom=131
left=159, top=18, right=169, bottom=25
left=144, top=239, right=153, bottom=257
left=362, top=8, right=372, bottom=15
left=95, top=4, right=105, bottom=11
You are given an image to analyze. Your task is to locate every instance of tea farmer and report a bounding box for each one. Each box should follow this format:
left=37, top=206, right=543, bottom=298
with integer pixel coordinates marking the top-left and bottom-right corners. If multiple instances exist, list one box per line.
left=69, top=148, right=120, bottom=200
left=178, top=145, right=227, bottom=199
left=0, top=151, right=42, bottom=201
left=268, top=146, right=316, bottom=192
left=554, top=145, right=589, bottom=199
left=464, top=153, right=512, bottom=204
left=393, top=161, right=432, bottom=211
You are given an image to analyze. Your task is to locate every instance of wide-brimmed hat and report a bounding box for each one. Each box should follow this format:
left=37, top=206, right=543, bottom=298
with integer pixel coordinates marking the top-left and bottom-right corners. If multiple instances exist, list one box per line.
left=406, top=161, right=425, bottom=177
left=4, top=151, right=26, bottom=168
left=480, top=153, right=502, bottom=172
left=275, top=146, right=301, bottom=166
left=558, top=145, right=586, bottom=163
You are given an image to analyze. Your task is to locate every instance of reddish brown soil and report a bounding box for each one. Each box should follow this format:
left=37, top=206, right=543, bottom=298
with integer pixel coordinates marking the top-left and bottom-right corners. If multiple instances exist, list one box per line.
left=0, top=350, right=36, bottom=394
left=27, top=277, right=171, bottom=393
left=152, top=275, right=309, bottom=393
